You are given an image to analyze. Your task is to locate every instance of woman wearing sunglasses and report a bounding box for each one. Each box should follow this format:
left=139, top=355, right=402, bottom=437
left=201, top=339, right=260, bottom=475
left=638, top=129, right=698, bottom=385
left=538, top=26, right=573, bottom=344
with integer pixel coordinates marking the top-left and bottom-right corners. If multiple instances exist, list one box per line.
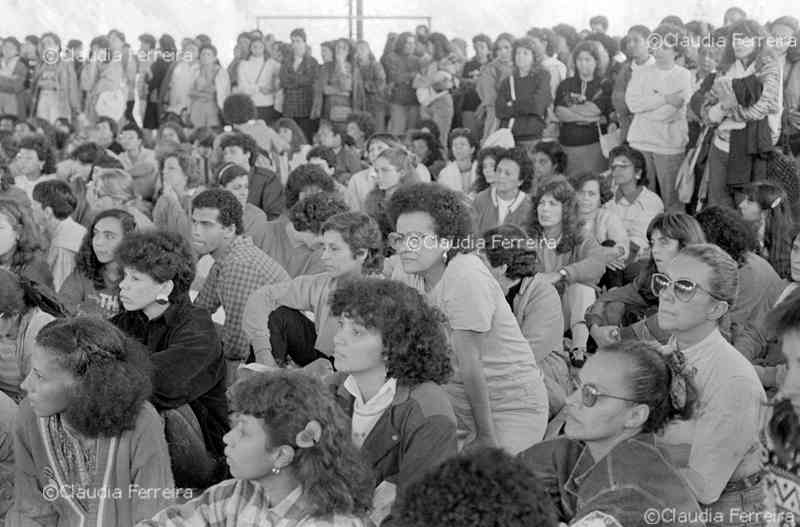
left=654, top=243, right=767, bottom=526
left=520, top=340, right=703, bottom=526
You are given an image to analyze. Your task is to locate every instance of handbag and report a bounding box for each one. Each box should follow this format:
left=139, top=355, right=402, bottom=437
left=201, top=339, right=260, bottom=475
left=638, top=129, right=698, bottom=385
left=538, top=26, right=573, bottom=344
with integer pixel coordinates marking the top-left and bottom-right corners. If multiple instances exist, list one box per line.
left=675, top=125, right=709, bottom=204
left=597, top=121, right=621, bottom=158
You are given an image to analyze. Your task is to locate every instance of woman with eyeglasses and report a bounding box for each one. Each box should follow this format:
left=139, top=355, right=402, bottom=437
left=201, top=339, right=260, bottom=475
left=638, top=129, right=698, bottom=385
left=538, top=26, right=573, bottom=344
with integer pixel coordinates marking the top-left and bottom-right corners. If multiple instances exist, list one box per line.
left=653, top=243, right=767, bottom=525
left=388, top=182, right=548, bottom=454
left=520, top=340, right=703, bottom=526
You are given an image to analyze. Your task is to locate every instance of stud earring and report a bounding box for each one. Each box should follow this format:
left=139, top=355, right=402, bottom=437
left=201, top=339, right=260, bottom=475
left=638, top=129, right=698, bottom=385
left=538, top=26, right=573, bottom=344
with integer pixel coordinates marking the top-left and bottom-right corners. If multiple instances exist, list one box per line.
left=271, top=466, right=281, bottom=475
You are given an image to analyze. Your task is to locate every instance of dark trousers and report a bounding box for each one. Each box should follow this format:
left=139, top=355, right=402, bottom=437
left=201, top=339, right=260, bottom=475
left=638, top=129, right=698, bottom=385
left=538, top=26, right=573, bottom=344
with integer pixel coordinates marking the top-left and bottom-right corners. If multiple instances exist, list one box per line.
left=268, top=306, right=327, bottom=367
left=293, top=117, right=319, bottom=144
left=162, top=405, right=225, bottom=490
left=256, top=105, right=281, bottom=126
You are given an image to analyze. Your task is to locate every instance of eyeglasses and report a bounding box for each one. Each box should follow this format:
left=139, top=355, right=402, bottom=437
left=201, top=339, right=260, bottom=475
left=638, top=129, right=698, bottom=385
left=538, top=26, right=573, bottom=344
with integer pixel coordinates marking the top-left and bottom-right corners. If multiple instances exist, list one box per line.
left=576, top=380, right=640, bottom=407
left=650, top=272, right=724, bottom=303
left=387, top=232, right=438, bottom=252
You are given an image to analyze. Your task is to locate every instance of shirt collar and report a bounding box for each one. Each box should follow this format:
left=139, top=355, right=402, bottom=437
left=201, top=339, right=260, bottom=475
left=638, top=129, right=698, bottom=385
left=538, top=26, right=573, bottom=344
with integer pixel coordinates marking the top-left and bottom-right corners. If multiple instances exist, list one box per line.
left=614, top=185, right=644, bottom=204
left=270, top=485, right=304, bottom=517
left=665, top=328, right=726, bottom=359
left=343, top=375, right=397, bottom=406
left=490, top=187, right=526, bottom=210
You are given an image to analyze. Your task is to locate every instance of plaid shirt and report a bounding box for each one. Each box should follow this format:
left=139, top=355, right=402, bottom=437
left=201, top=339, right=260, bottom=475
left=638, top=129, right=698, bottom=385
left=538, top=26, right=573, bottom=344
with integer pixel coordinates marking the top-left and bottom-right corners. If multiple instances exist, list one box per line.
left=137, top=480, right=368, bottom=527
left=279, top=55, right=319, bottom=118
left=195, top=236, right=290, bottom=361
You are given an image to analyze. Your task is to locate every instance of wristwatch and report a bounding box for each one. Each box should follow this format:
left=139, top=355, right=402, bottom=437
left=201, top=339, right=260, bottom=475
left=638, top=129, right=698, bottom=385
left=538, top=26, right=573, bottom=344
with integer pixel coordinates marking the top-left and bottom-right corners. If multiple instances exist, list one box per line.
left=558, top=268, right=569, bottom=281
left=610, top=327, right=621, bottom=342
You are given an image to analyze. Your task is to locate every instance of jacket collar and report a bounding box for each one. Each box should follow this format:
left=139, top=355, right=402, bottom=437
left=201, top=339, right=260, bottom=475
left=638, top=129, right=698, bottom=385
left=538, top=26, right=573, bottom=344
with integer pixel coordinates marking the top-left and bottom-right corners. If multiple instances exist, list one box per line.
left=565, top=433, right=659, bottom=495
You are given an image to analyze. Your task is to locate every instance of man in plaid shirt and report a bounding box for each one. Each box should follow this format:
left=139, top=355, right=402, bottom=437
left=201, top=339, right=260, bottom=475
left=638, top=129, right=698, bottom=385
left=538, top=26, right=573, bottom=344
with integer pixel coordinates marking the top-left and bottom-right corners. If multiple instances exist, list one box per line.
left=192, top=189, right=290, bottom=384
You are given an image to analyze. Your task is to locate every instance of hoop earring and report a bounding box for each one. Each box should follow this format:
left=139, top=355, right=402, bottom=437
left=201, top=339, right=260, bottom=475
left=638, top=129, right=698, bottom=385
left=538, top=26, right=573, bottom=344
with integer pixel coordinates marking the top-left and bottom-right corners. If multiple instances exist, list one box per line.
left=441, top=250, right=448, bottom=264
left=155, top=293, right=169, bottom=305
left=271, top=466, right=281, bottom=475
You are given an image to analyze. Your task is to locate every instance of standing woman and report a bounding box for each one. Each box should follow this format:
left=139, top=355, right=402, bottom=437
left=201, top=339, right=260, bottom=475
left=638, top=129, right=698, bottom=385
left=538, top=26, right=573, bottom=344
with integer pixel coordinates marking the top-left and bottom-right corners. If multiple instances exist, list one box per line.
left=385, top=32, right=421, bottom=136
left=320, top=39, right=355, bottom=127
left=461, top=34, right=493, bottom=140
left=81, top=36, right=126, bottom=123
left=555, top=41, right=612, bottom=177
left=738, top=181, right=795, bottom=279
left=188, top=44, right=230, bottom=128
left=495, top=38, right=552, bottom=152
left=33, top=33, right=80, bottom=125
left=59, top=208, right=136, bottom=318
left=142, top=34, right=176, bottom=137
left=414, top=33, right=457, bottom=147
left=654, top=244, right=767, bottom=524
left=279, top=29, right=320, bottom=145
left=388, top=182, right=549, bottom=454
left=353, top=40, right=387, bottom=133
left=237, top=38, right=281, bottom=125
left=703, top=19, right=781, bottom=209
left=476, top=33, right=515, bottom=140
left=10, top=317, right=174, bottom=526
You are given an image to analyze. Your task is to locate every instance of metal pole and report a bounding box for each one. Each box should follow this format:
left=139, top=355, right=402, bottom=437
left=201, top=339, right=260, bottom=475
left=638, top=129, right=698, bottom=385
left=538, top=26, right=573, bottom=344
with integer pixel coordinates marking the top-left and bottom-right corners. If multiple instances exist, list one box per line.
left=356, top=0, right=364, bottom=41
left=348, top=0, right=354, bottom=40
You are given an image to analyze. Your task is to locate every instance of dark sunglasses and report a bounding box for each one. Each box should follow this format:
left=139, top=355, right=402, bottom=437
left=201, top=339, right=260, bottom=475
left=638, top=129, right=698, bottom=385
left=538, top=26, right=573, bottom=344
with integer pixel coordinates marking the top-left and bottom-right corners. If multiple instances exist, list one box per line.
left=578, top=382, right=640, bottom=408
left=650, top=272, right=723, bottom=303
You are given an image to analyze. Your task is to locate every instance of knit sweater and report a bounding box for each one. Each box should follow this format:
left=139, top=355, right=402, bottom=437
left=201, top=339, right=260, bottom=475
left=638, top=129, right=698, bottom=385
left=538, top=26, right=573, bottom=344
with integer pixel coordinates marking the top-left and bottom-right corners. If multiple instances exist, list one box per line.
left=625, top=63, right=693, bottom=155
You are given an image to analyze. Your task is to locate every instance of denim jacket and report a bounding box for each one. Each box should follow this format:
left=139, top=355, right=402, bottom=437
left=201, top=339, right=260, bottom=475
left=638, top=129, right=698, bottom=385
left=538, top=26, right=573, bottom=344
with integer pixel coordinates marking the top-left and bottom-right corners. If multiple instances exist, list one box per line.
left=331, top=375, right=457, bottom=526
left=519, top=434, right=705, bottom=526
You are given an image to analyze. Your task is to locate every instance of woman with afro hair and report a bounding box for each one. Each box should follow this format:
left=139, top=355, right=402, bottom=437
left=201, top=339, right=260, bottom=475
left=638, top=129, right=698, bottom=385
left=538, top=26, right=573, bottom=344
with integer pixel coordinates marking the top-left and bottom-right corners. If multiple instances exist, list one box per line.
left=139, top=370, right=372, bottom=526
left=10, top=317, right=174, bottom=527
left=520, top=341, right=702, bottom=527
left=328, top=277, right=456, bottom=526
left=111, top=230, right=228, bottom=490
left=388, top=182, right=548, bottom=454
left=396, top=447, right=557, bottom=527
left=244, top=211, right=383, bottom=369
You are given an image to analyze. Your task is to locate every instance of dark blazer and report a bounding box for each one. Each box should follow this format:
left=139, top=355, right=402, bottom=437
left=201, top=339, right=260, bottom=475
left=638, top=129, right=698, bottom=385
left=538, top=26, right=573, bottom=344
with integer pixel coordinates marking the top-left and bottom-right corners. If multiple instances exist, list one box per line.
left=331, top=375, right=457, bottom=526
left=111, top=298, right=229, bottom=459
left=495, top=67, right=553, bottom=141
left=248, top=166, right=285, bottom=220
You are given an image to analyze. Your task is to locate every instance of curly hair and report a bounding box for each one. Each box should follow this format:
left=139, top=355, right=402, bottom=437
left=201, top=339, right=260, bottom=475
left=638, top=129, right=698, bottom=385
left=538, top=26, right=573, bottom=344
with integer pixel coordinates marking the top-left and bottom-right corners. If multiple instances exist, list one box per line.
left=0, top=268, right=69, bottom=318
left=32, top=179, right=77, bottom=220
left=115, top=231, right=196, bottom=302
left=306, top=145, right=337, bottom=171
left=216, top=162, right=250, bottom=188
left=481, top=224, right=538, bottom=280
left=35, top=316, right=153, bottom=437
left=0, top=198, right=47, bottom=272
left=192, top=189, right=244, bottom=235
left=157, top=143, right=198, bottom=187
left=18, top=134, right=56, bottom=174
left=219, top=132, right=258, bottom=168
left=222, top=93, right=257, bottom=125
left=387, top=183, right=474, bottom=261
left=695, top=206, right=758, bottom=266
left=330, top=278, right=452, bottom=384
left=409, top=131, right=443, bottom=168
left=497, top=146, right=534, bottom=193
left=286, top=164, right=337, bottom=210
left=289, top=193, right=350, bottom=235
left=473, top=146, right=506, bottom=193
left=447, top=128, right=477, bottom=161
left=157, top=121, right=187, bottom=144
left=570, top=171, right=614, bottom=205
left=531, top=141, right=567, bottom=176
left=526, top=179, right=581, bottom=254
left=397, top=447, right=557, bottom=527
left=321, top=212, right=384, bottom=274
left=275, top=117, right=308, bottom=154
left=229, top=371, right=374, bottom=517
left=75, top=209, right=137, bottom=290
left=345, top=111, right=376, bottom=142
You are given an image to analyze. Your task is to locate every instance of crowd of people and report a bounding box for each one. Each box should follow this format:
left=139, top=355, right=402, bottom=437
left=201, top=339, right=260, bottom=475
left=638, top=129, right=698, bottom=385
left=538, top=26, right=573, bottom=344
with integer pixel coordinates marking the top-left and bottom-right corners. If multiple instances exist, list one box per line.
left=0, top=5, right=800, bottom=526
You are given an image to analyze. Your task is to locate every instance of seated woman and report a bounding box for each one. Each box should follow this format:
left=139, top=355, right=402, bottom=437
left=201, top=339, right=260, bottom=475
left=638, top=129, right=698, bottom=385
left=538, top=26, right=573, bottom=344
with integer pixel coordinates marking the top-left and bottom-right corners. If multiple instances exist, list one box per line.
left=396, top=448, right=557, bottom=527
left=365, top=147, right=422, bottom=245
left=572, top=171, right=629, bottom=287
left=479, top=224, right=569, bottom=417
left=0, top=198, right=52, bottom=287
left=409, top=130, right=446, bottom=181
left=471, top=146, right=534, bottom=235
left=602, top=145, right=664, bottom=265
left=10, top=317, right=174, bottom=526
left=139, top=370, right=372, bottom=527
left=152, top=144, right=200, bottom=239
left=654, top=244, right=767, bottom=520
left=111, top=231, right=228, bottom=490
left=388, top=182, right=548, bottom=454
left=436, top=128, right=478, bottom=195
left=59, top=208, right=137, bottom=318
left=762, top=290, right=800, bottom=522
left=696, top=206, right=786, bottom=362
left=587, top=212, right=706, bottom=347
left=86, top=168, right=154, bottom=230
left=519, top=341, right=703, bottom=526
left=0, top=269, right=69, bottom=401
left=525, top=179, right=606, bottom=366
left=470, top=145, right=505, bottom=195
left=328, top=277, right=457, bottom=525
left=738, top=181, right=795, bottom=280
left=274, top=117, right=312, bottom=185
left=530, top=140, right=568, bottom=195
left=244, top=211, right=383, bottom=368
left=216, top=162, right=270, bottom=249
